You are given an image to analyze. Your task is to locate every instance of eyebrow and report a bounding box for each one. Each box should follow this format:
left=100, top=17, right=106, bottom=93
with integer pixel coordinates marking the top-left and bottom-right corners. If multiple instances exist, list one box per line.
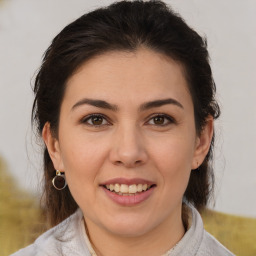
left=71, top=98, right=184, bottom=112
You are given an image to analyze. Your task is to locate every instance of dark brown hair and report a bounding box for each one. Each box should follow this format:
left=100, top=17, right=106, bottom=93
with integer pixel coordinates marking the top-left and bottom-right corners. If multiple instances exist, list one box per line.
left=32, top=0, right=220, bottom=227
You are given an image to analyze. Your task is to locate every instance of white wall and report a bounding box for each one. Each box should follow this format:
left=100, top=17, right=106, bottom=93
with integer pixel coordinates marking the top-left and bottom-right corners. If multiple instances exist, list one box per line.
left=0, top=0, right=255, bottom=217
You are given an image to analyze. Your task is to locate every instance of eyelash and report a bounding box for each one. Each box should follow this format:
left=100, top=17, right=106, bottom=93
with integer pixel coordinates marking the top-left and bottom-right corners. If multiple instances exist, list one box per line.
left=81, top=113, right=176, bottom=128
left=81, top=114, right=110, bottom=127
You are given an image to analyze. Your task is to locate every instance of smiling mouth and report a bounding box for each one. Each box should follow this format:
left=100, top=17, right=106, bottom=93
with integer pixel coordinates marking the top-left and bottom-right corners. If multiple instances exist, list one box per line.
left=102, top=184, right=156, bottom=196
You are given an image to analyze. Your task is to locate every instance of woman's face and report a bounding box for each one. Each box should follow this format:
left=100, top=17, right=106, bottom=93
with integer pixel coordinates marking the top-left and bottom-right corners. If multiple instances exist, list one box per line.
left=45, top=48, right=211, bottom=238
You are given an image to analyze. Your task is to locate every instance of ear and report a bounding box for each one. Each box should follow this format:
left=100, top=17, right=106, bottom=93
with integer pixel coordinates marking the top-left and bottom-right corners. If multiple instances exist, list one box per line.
left=42, top=122, right=64, bottom=172
left=192, top=116, right=214, bottom=169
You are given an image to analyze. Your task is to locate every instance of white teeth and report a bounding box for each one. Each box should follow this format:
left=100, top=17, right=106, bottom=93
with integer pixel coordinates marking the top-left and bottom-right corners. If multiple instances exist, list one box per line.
left=128, top=184, right=137, bottom=193
left=114, top=184, right=120, bottom=193
left=142, top=184, right=147, bottom=191
left=105, top=183, right=152, bottom=194
left=120, top=184, right=129, bottom=193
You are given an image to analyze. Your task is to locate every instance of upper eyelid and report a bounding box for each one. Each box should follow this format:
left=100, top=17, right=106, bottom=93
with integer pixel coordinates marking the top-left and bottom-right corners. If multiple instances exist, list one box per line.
left=147, top=113, right=174, bottom=119
left=81, top=114, right=111, bottom=124
left=146, top=114, right=176, bottom=124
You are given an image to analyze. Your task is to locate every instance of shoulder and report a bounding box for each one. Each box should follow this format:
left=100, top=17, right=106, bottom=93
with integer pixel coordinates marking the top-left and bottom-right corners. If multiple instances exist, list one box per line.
left=197, top=230, right=234, bottom=256
left=172, top=204, right=234, bottom=256
left=10, top=244, right=36, bottom=256
left=10, top=209, right=90, bottom=256
left=189, top=204, right=234, bottom=256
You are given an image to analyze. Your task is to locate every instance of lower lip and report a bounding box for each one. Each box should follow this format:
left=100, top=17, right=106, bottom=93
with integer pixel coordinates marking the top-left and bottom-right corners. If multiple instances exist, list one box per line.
left=102, top=186, right=155, bottom=206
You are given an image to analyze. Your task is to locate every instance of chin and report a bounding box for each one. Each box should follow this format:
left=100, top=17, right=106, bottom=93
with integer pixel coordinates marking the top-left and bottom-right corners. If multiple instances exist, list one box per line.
left=101, top=214, right=156, bottom=238
left=108, top=224, right=151, bottom=238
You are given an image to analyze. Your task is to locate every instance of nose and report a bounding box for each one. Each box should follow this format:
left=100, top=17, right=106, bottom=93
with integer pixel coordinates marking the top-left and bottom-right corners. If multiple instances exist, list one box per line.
left=109, top=125, right=148, bottom=168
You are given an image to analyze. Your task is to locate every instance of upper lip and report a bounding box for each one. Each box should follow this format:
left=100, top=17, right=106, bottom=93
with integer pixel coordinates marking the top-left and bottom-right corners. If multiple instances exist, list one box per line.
left=101, top=178, right=155, bottom=186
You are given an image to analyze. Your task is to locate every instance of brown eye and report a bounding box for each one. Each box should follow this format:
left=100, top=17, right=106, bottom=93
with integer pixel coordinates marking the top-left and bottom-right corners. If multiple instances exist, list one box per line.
left=82, top=114, right=109, bottom=126
left=153, top=116, right=165, bottom=125
left=91, top=116, right=103, bottom=125
left=147, top=114, right=175, bottom=126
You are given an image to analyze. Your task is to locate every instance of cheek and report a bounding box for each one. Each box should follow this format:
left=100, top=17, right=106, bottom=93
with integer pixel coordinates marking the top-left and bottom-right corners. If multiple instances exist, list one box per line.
left=150, top=136, right=194, bottom=189
left=59, top=133, right=108, bottom=195
left=153, top=134, right=194, bottom=168
left=61, top=144, right=106, bottom=211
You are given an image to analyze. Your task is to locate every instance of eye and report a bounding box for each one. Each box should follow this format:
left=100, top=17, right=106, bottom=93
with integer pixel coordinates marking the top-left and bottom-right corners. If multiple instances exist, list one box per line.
left=147, top=114, right=175, bottom=126
left=81, top=114, right=110, bottom=127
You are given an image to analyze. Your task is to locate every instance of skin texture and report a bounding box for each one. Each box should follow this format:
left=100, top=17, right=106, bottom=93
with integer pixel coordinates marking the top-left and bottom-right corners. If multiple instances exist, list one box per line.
left=43, top=48, right=213, bottom=256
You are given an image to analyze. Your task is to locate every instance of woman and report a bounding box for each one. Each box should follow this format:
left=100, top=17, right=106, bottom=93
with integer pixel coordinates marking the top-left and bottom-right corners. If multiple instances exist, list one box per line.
left=12, top=1, right=234, bottom=255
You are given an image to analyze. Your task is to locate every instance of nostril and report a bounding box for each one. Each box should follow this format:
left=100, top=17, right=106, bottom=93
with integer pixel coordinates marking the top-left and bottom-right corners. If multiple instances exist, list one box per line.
left=114, top=160, right=123, bottom=165
left=114, top=159, right=143, bottom=168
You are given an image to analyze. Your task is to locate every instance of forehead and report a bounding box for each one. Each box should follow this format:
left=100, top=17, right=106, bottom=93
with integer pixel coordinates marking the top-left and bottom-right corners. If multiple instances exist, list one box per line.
left=64, top=48, right=192, bottom=109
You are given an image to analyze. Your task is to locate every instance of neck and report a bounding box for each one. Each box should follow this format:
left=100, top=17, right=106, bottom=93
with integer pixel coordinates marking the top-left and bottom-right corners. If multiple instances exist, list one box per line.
left=84, top=208, right=185, bottom=256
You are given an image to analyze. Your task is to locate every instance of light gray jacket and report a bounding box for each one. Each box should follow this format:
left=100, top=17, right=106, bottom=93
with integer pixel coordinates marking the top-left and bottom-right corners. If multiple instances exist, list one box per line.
left=11, top=205, right=234, bottom=256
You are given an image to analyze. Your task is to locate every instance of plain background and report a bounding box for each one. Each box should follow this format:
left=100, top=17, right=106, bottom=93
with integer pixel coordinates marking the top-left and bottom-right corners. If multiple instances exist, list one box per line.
left=0, top=0, right=255, bottom=217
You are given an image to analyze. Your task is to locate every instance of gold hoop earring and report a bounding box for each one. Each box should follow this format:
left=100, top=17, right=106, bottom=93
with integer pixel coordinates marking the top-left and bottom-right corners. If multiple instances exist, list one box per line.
left=52, top=170, right=67, bottom=190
